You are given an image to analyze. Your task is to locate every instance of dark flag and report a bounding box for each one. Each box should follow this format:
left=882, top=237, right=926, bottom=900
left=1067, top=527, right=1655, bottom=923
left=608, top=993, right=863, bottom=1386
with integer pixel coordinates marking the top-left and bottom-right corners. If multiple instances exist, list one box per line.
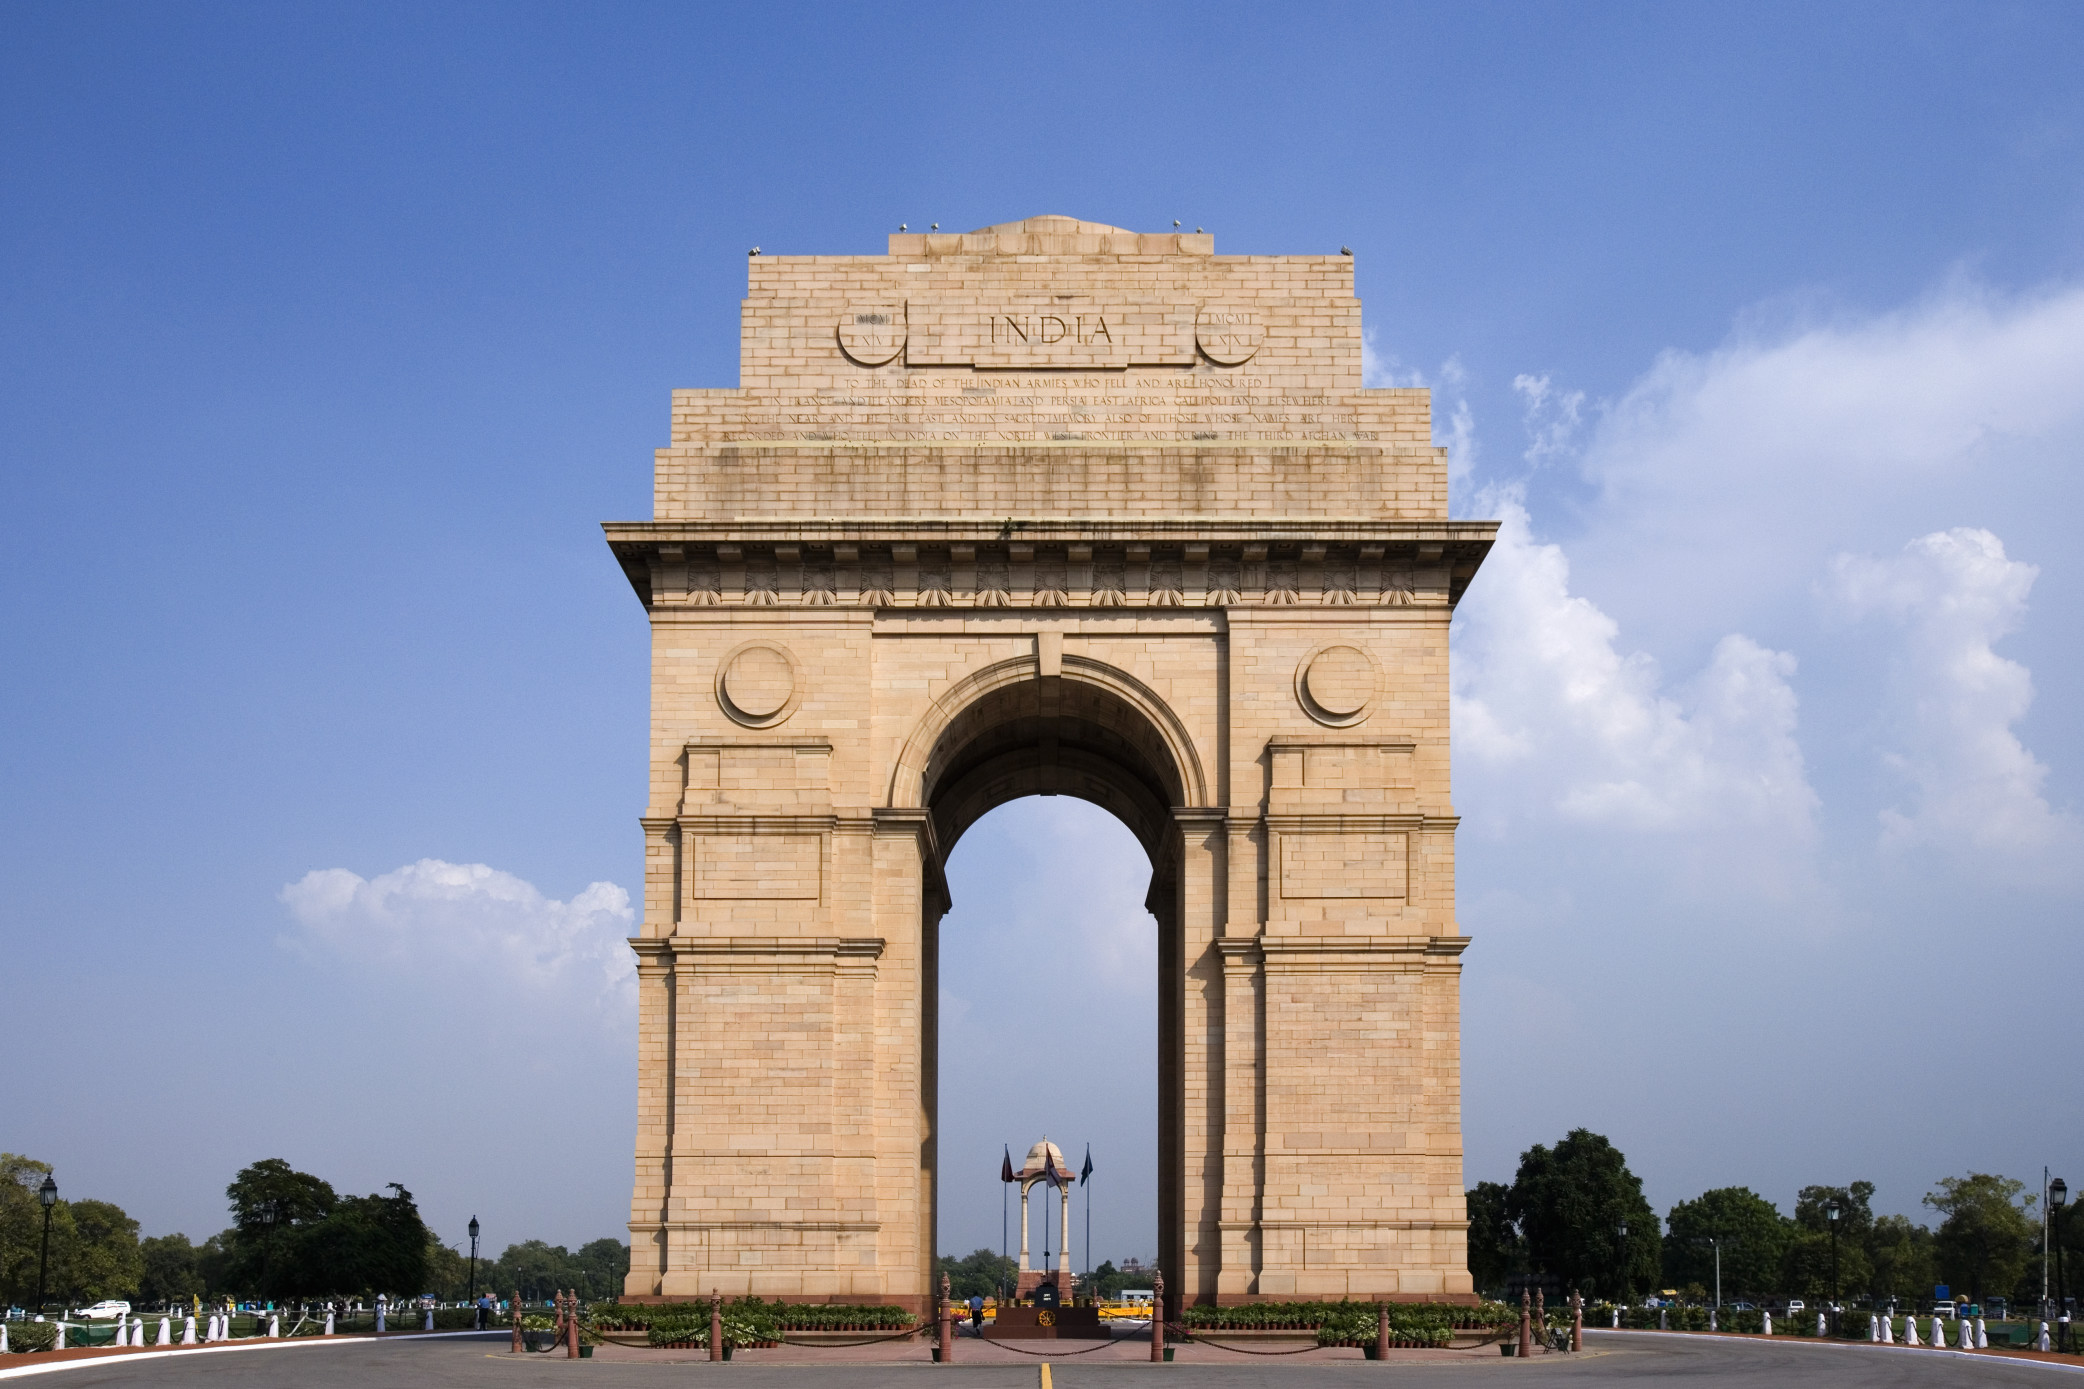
left=1080, top=1145, right=1093, bottom=1186
left=1043, top=1149, right=1066, bottom=1189
left=1001, top=1146, right=1015, bottom=1184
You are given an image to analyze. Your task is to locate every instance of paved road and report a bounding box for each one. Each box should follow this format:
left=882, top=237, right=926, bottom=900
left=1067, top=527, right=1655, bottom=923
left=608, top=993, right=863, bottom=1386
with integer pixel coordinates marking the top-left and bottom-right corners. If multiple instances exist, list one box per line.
left=16, top=1332, right=2081, bottom=1387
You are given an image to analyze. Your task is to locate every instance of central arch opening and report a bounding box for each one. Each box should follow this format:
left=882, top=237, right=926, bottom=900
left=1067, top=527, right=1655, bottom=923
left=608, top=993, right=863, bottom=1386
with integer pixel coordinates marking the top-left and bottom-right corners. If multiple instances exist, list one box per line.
left=915, top=673, right=1192, bottom=1305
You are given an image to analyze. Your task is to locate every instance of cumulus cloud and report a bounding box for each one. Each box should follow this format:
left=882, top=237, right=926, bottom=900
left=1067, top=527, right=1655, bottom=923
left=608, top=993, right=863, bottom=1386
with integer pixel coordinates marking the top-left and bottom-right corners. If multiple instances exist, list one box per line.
left=1827, top=529, right=2079, bottom=865
left=281, top=858, right=636, bottom=1017
left=1559, top=279, right=2084, bottom=646
left=1452, top=487, right=1817, bottom=837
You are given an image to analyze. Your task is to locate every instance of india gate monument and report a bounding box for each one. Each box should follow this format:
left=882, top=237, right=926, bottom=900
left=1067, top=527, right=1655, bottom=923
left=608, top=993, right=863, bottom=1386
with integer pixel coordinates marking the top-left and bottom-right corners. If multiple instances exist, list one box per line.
left=604, top=215, right=1496, bottom=1312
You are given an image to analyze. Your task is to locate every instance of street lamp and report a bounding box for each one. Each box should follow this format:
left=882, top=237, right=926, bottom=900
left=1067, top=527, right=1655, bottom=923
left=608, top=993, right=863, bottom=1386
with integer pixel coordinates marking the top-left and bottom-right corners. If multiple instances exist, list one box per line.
left=1827, top=1199, right=1842, bottom=1334
left=1618, top=1222, right=1629, bottom=1304
left=1706, top=1236, right=1722, bottom=1311
left=2054, top=1179, right=2069, bottom=1354
left=468, top=1217, right=481, bottom=1304
left=36, top=1174, right=57, bottom=1314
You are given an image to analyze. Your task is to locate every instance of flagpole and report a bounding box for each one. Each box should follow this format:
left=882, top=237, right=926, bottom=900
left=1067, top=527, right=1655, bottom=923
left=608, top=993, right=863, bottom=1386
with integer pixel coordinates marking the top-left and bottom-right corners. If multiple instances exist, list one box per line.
left=1083, top=1143, right=1092, bottom=1279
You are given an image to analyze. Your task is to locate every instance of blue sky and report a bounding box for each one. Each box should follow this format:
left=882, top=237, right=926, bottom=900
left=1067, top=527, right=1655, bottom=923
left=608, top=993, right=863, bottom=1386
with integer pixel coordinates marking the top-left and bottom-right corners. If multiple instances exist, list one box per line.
left=4, top=3, right=2081, bottom=1268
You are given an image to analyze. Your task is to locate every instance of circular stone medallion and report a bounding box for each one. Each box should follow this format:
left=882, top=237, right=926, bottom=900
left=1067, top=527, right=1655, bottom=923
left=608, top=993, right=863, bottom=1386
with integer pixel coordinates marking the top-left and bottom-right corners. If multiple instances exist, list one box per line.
left=1296, top=644, right=1376, bottom=725
left=1195, top=306, right=1264, bottom=366
left=717, top=643, right=800, bottom=726
left=837, top=304, right=906, bottom=366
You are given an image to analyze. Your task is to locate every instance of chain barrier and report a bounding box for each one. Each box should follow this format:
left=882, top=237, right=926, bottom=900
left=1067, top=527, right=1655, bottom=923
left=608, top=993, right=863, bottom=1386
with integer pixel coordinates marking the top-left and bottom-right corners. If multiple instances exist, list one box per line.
left=777, top=1325, right=930, bottom=1348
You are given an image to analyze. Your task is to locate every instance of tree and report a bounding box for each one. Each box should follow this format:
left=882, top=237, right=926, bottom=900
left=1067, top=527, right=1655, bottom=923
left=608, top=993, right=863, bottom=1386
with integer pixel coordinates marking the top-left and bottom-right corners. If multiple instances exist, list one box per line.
left=140, top=1233, right=206, bottom=1305
left=1926, top=1173, right=2034, bottom=1305
left=288, top=1184, right=430, bottom=1298
left=1794, top=1181, right=1874, bottom=1241
left=572, top=1238, right=631, bottom=1299
left=1464, top=1181, right=1525, bottom=1295
left=51, top=1199, right=143, bottom=1304
left=1663, top=1187, right=1788, bottom=1300
left=1867, top=1214, right=1936, bottom=1302
left=1781, top=1229, right=1873, bottom=1302
left=1506, top=1130, right=1659, bottom=1300
left=223, top=1159, right=337, bottom=1297
left=936, top=1247, right=1018, bottom=1300
left=0, top=1154, right=54, bottom=1307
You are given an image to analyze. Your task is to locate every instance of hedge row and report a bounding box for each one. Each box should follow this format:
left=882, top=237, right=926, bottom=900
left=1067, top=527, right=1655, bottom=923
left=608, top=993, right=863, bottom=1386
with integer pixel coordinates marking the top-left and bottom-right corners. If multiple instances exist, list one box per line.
left=1180, top=1300, right=1521, bottom=1337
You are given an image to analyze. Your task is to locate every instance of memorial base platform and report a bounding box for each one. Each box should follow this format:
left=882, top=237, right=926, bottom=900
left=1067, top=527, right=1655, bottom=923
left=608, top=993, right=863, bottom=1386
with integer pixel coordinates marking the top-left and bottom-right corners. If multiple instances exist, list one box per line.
left=985, top=1307, right=1110, bottom=1341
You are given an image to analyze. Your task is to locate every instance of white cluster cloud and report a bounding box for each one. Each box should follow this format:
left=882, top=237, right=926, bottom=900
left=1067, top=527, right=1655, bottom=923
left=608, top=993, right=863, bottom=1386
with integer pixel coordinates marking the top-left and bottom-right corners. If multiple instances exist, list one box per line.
left=1560, top=280, right=2084, bottom=645
left=1827, top=528, right=2079, bottom=865
left=280, top=859, right=636, bottom=1017
left=1451, top=487, right=1817, bottom=837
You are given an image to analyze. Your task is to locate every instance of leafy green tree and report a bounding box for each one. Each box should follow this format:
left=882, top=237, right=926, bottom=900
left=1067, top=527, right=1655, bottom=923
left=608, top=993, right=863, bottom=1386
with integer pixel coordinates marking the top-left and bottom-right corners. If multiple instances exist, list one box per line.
left=1506, top=1130, right=1659, bottom=1300
left=935, top=1247, right=1018, bottom=1299
left=1794, top=1181, right=1874, bottom=1240
left=0, top=1154, right=55, bottom=1307
left=51, top=1199, right=143, bottom=1304
left=1464, top=1181, right=1525, bottom=1295
left=1867, top=1214, right=1936, bottom=1302
left=140, top=1233, right=206, bottom=1305
left=572, top=1238, right=630, bottom=1299
left=1781, top=1228, right=1872, bottom=1302
left=1926, top=1173, right=2034, bottom=1306
left=1663, top=1187, right=1788, bottom=1300
left=223, top=1159, right=338, bottom=1296
left=288, top=1184, right=430, bottom=1298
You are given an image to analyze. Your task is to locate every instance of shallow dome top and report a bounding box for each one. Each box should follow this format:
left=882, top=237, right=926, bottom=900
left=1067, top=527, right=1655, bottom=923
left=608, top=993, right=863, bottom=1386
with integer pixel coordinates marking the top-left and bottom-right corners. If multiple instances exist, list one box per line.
left=1019, top=1138, right=1068, bottom=1177
left=969, top=214, right=1136, bottom=236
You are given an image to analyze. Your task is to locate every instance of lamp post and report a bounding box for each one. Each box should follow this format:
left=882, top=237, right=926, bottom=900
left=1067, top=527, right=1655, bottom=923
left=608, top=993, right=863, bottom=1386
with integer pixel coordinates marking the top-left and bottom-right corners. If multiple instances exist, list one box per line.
left=1707, top=1236, right=1722, bottom=1311
left=2053, top=1179, right=2069, bottom=1354
left=36, top=1174, right=57, bottom=1315
left=468, top=1217, right=480, bottom=1304
left=1617, top=1222, right=1629, bottom=1304
left=1827, top=1198, right=1842, bottom=1331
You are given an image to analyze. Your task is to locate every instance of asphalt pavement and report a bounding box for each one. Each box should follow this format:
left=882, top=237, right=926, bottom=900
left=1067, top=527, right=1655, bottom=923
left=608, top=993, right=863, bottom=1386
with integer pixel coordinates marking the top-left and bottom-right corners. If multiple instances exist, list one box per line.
left=8, top=1330, right=2082, bottom=1387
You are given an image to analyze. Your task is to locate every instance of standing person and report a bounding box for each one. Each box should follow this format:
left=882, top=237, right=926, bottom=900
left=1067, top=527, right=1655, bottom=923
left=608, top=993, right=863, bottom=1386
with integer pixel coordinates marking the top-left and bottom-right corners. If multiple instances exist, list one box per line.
left=476, top=1291, right=491, bottom=1330
left=968, top=1293, right=984, bottom=1335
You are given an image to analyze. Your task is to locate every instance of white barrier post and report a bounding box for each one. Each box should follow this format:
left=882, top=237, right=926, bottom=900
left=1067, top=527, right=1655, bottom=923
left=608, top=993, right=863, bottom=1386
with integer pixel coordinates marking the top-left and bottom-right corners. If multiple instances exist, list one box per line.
left=1929, top=1315, right=1943, bottom=1347
left=54, top=1323, right=65, bottom=1351
left=1957, top=1318, right=1971, bottom=1350
left=1975, top=1316, right=1987, bottom=1349
left=1817, top=1312, right=1826, bottom=1337
left=1610, top=1308, right=1619, bottom=1328
left=269, top=1312, right=280, bottom=1338
left=1709, top=1308, right=1717, bottom=1333
left=1, top=1322, right=9, bottom=1353
left=182, top=1314, right=196, bottom=1344
left=157, top=1316, right=171, bottom=1346
left=133, top=1319, right=145, bottom=1346
left=324, top=1310, right=335, bottom=1335
left=1763, top=1310, right=1772, bottom=1336
left=2039, top=1321, right=2051, bottom=1352
left=375, top=1295, right=387, bottom=1334
left=424, top=1305, right=434, bottom=1331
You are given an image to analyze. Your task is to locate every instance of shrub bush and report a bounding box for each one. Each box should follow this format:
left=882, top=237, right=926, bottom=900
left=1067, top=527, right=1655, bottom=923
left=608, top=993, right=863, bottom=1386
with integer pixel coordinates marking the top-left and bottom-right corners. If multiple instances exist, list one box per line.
left=8, top=1321, right=59, bottom=1353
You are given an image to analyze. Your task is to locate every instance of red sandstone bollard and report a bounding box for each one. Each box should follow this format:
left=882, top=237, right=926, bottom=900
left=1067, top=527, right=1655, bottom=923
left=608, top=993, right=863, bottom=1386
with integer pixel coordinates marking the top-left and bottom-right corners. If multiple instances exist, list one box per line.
left=511, top=1290, right=523, bottom=1354
left=1571, top=1292, right=1583, bottom=1353
left=1536, top=1290, right=1546, bottom=1355
left=710, top=1290, right=724, bottom=1363
left=1151, top=1271, right=1166, bottom=1362
left=566, top=1292, right=580, bottom=1359
left=1518, top=1289, right=1531, bottom=1359
left=937, top=1272, right=954, bottom=1364
left=1377, top=1300, right=1390, bottom=1360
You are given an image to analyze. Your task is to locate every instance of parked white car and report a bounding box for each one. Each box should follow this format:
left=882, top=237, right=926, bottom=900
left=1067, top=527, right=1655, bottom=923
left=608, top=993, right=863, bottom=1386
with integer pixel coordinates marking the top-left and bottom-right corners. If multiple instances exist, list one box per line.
left=79, top=1301, right=131, bottom=1319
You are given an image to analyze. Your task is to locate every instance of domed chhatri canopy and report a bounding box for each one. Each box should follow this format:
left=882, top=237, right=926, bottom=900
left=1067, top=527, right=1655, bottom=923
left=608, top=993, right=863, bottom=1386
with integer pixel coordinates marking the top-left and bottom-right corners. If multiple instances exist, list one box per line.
left=1018, top=1139, right=1067, bottom=1181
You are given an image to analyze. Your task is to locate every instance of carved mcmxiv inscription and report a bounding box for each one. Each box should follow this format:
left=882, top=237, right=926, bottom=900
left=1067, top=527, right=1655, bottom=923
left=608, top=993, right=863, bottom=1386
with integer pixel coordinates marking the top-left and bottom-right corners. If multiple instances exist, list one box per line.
left=610, top=216, right=1497, bottom=1313
left=836, top=304, right=905, bottom=365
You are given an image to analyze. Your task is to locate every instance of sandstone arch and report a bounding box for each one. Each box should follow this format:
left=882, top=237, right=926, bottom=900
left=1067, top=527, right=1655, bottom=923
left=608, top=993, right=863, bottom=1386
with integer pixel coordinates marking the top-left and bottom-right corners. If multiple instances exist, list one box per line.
left=607, top=216, right=1495, bottom=1312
